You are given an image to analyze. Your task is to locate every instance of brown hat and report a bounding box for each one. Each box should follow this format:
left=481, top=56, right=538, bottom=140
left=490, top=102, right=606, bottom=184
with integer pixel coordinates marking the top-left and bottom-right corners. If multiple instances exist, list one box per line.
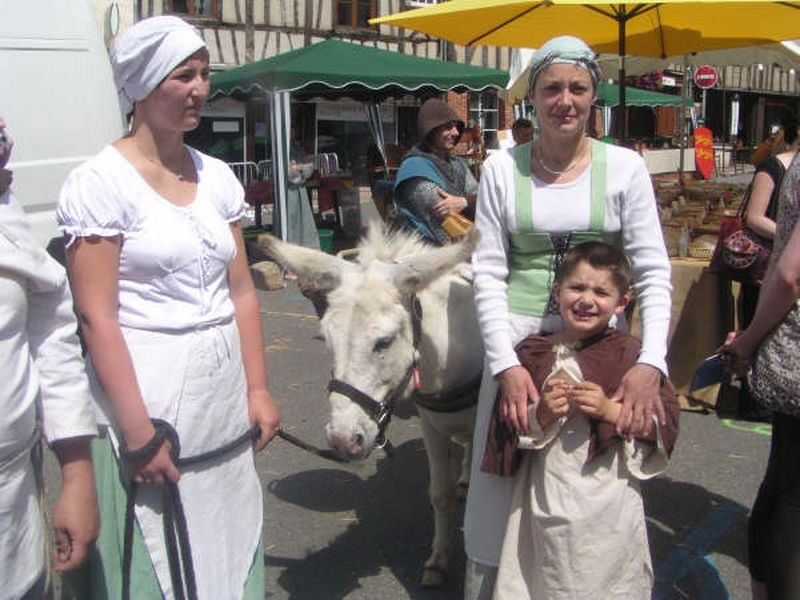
left=417, top=99, right=465, bottom=141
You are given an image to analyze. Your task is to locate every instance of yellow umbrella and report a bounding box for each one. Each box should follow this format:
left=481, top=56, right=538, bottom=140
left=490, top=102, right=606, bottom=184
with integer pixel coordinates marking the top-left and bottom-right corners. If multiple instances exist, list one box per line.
left=371, top=0, right=800, bottom=139
left=371, top=0, right=799, bottom=55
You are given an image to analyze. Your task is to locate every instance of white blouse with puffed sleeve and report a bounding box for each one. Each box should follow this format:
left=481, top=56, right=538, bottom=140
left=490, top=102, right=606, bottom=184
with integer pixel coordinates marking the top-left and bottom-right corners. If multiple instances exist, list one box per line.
left=57, top=145, right=247, bottom=332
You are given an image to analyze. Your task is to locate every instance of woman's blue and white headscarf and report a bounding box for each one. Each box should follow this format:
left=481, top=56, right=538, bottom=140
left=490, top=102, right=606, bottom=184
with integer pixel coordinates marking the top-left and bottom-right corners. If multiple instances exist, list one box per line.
left=527, top=35, right=603, bottom=92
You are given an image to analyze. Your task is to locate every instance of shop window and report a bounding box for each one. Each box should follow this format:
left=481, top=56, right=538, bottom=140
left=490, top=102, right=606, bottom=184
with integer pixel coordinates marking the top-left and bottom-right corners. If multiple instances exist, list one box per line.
left=469, top=92, right=499, bottom=150
left=168, top=0, right=218, bottom=18
left=336, top=0, right=376, bottom=30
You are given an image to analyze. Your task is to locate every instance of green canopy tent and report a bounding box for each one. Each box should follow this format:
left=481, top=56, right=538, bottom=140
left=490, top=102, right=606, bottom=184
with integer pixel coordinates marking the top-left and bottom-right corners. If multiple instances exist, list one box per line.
left=210, top=38, right=507, bottom=241
left=593, top=82, right=693, bottom=144
left=594, top=82, right=691, bottom=107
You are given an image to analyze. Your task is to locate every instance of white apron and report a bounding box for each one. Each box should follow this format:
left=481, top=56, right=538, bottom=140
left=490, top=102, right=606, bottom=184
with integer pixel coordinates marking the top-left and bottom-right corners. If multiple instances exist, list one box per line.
left=92, top=319, right=262, bottom=600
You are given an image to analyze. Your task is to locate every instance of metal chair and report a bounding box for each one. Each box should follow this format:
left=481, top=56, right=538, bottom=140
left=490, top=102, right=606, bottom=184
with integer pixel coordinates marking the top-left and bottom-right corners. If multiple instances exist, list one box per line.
left=229, top=161, right=267, bottom=229
left=227, top=161, right=260, bottom=186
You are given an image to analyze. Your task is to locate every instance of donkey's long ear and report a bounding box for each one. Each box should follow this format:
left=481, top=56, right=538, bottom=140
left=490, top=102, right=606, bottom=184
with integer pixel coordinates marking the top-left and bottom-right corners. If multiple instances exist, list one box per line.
left=392, top=228, right=480, bottom=293
left=257, top=234, right=351, bottom=292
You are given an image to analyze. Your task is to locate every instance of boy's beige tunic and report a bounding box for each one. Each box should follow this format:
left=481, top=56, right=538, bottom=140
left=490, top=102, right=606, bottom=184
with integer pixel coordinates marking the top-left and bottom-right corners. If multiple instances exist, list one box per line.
left=490, top=330, right=680, bottom=599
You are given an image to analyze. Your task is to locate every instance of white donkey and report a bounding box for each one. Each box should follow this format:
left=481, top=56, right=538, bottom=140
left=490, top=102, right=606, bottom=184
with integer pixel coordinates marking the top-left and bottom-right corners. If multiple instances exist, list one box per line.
left=259, top=225, right=484, bottom=587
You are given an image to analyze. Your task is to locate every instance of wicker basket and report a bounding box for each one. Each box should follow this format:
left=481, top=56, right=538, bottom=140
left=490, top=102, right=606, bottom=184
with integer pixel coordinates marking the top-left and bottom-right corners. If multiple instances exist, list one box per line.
left=688, top=235, right=718, bottom=261
left=662, top=223, right=684, bottom=257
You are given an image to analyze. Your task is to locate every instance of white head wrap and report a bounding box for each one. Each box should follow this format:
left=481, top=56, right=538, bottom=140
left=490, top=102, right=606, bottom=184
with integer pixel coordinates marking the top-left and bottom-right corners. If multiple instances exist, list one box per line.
left=110, top=16, right=206, bottom=115
left=527, top=35, right=603, bottom=93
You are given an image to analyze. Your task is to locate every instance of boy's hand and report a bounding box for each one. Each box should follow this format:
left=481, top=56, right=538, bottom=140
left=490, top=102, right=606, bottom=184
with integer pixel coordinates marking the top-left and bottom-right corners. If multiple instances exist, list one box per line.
left=572, top=381, right=614, bottom=422
left=536, top=379, right=571, bottom=428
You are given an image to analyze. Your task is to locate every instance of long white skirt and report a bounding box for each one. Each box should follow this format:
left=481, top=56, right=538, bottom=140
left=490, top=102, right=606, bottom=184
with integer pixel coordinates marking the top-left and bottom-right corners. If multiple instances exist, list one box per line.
left=90, top=319, right=263, bottom=600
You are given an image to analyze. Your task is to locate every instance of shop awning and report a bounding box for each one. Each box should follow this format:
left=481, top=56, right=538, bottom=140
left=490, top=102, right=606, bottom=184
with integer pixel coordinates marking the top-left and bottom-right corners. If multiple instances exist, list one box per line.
left=210, top=38, right=508, bottom=101
left=595, top=82, right=692, bottom=108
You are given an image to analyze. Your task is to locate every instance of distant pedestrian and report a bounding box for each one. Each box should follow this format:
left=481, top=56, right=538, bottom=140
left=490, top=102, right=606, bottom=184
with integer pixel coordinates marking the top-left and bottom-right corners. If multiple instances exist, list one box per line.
left=393, top=98, right=478, bottom=245
left=511, top=118, right=533, bottom=145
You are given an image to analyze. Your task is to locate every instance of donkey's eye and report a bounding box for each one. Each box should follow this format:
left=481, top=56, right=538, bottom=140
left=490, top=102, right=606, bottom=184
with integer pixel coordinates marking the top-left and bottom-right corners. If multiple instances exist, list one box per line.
left=373, top=336, right=394, bottom=353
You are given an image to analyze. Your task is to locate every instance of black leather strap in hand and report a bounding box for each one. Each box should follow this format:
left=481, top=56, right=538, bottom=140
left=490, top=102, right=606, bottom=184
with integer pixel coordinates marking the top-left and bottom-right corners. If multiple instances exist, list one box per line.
left=120, top=418, right=178, bottom=465
left=122, top=419, right=192, bottom=600
left=121, top=420, right=258, bottom=600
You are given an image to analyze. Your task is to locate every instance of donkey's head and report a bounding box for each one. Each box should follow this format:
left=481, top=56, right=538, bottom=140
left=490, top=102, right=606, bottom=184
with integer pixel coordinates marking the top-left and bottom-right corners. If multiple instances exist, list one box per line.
left=259, top=224, right=478, bottom=459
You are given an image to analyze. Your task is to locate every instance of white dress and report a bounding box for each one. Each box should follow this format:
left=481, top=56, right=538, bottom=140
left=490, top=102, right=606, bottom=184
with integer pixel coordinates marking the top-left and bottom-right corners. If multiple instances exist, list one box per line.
left=0, top=189, right=96, bottom=600
left=57, top=146, right=262, bottom=599
left=465, top=143, right=672, bottom=567
left=493, top=344, right=670, bottom=600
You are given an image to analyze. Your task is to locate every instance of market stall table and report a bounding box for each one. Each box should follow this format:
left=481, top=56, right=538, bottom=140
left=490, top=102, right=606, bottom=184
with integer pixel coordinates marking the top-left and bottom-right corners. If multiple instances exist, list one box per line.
left=633, top=257, right=737, bottom=409
left=306, top=173, right=363, bottom=238
left=642, top=148, right=696, bottom=174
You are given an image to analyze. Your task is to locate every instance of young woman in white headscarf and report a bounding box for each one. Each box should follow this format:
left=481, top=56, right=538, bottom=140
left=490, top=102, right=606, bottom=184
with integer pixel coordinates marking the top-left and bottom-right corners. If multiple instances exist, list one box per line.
left=463, top=35, right=672, bottom=599
left=57, top=16, right=280, bottom=599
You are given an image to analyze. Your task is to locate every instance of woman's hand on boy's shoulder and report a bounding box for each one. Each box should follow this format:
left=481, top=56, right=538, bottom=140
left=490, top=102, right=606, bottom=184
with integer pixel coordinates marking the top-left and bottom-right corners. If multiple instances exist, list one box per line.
left=496, top=365, right=538, bottom=435
left=612, top=364, right=665, bottom=437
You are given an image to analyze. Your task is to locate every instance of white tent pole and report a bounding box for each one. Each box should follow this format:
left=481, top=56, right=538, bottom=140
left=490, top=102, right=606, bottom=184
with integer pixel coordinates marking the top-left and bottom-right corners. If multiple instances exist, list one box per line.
left=364, top=102, right=388, bottom=179
left=269, top=90, right=291, bottom=241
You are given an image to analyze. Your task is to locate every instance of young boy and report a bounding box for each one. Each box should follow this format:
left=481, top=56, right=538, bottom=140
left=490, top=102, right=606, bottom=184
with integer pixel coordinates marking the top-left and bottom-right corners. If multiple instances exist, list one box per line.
left=482, top=241, right=680, bottom=600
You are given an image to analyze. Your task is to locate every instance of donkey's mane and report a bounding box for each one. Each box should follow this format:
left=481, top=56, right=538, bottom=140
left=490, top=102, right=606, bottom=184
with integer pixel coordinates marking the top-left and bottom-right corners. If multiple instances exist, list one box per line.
left=355, top=222, right=429, bottom=266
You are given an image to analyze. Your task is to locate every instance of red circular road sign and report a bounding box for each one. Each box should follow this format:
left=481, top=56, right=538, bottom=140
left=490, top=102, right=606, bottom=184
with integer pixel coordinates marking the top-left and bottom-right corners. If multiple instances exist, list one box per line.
left=694, top=65, right=718, bottom=89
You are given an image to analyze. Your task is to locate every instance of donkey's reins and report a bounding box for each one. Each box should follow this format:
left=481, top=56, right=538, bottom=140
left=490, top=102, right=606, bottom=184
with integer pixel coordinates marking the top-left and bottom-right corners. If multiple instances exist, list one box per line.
left=119, top=414, right=348, bottom=599
left=275, top=428, right=347, bottom=463
left=326, top=294, right=423, bottom=454
left=120, top=420, right=262, bottom=600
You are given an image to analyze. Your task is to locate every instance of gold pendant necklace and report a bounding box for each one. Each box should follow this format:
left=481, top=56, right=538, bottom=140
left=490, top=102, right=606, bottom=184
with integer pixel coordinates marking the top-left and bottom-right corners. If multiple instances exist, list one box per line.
left=534, top=139, right=585, bottom=177
left=135, top=140, right=189, bottom=181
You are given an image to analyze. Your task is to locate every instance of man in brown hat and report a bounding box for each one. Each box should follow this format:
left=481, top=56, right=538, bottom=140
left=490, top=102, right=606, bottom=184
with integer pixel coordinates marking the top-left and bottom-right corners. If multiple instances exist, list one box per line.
left=393, top=98, right=478, bottom=245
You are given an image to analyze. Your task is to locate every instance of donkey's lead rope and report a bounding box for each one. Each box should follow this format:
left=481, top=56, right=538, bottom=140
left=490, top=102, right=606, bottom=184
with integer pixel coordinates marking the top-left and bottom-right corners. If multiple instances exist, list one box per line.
left=121, top=421, right=261, bottom=600
left=276, top=428, right=347, bottom=463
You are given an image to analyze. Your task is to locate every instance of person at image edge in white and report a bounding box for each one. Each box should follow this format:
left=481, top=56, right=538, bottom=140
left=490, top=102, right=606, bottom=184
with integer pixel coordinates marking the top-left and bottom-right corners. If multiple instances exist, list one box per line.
left=57, top=16, right=280, bottom=599
left=0, top=118, right=98, bottom=600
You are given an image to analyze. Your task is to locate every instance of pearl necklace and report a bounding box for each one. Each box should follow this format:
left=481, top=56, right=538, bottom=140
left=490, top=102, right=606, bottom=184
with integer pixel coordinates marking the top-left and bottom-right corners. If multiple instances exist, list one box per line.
left=534, top=139, right=587, bottom=177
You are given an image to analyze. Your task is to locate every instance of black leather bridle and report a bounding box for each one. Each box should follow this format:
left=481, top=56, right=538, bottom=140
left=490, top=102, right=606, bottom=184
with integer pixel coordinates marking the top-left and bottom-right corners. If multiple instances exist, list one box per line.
left=326, top=294, right=423, bottom=453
